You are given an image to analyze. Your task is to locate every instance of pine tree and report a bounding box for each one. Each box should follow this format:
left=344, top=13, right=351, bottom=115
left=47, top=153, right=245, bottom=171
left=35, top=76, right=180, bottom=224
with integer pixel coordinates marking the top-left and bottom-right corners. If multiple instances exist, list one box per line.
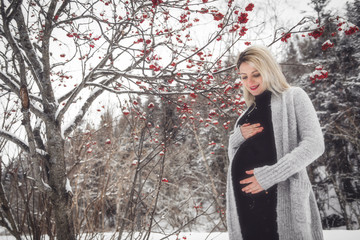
left=282, top=0, right=360, bottom=229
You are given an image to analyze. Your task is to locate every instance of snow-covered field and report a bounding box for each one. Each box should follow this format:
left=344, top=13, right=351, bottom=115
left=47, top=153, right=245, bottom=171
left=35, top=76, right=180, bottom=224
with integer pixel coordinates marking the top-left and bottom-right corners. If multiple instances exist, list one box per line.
left=0, top=231, right=359, bottom=240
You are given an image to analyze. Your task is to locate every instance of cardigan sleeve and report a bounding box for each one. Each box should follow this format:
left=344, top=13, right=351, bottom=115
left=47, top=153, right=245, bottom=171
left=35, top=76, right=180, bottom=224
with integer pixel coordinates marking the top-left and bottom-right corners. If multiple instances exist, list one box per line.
left=227, top=108, right=249, bottom=161
left=228, top=125, right=246, bottom=161
left=253, top=88, right=325, bottom=190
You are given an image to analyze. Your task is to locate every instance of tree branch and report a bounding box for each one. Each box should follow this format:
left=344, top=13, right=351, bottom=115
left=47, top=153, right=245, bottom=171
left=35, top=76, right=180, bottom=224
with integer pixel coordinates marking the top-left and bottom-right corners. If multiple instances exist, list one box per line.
left=0, top=129, right=29, bottom=153
left=62, top=77, right=114, bottom=137
left=0, top=157, right=22, bottom=240
left=84, top=82, right=222, bottom=96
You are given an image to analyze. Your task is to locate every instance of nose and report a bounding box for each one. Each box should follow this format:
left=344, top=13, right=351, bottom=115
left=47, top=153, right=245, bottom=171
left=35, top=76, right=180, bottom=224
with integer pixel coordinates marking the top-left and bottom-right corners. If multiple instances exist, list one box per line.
left=247, top=76, right=255, bottom=84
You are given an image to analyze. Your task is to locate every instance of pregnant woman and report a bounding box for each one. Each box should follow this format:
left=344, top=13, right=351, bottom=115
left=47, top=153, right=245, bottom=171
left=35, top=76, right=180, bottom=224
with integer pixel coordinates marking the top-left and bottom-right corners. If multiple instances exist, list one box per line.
left=226, top=45, right=325, bottom=240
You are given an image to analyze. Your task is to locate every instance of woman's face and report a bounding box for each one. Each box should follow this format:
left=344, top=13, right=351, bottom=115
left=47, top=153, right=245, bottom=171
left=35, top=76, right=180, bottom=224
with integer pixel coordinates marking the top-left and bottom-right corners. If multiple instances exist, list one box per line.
left=239, top=62, right=266, bottom=96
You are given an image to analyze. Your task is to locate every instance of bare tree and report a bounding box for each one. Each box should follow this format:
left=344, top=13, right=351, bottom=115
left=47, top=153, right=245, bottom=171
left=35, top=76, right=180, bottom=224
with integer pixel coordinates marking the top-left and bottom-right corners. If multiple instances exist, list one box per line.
left=1, top=0, right=343, bottom=238
left=0, top=0, right=254, bottom=238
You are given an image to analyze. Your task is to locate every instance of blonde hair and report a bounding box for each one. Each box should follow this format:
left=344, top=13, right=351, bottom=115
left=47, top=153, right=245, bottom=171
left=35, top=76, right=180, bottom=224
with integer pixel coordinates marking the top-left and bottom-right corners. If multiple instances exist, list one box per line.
left=236, top=45, right=290, bottom=106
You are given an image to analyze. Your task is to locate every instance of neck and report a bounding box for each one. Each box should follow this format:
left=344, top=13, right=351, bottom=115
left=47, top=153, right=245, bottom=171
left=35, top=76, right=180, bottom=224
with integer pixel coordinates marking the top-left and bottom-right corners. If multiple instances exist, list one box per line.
left=254, top=90, right=271, bottom=105
left=255, top=90, right=270, bottom=98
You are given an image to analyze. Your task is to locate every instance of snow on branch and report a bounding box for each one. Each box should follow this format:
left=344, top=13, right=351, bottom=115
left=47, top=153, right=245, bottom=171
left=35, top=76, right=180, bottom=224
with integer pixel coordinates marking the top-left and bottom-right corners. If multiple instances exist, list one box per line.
left=62, top=81, right=108, bottom=137
left=0, top=72, right=20, bottom=93
left=65, top=178, right=73, bottom=195
left=0, top=71, right=44, bottom=104
left=14, top=14, right=45, bottom=89
left=85, top=82, right=222, bottom=96
left=213, top=65, right=236, bottom=75
left=0, top=129, right=29, bottom=153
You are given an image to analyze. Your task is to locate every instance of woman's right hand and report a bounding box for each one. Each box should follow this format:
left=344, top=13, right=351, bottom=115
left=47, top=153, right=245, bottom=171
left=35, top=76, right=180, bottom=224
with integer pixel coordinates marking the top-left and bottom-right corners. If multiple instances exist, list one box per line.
left=240, top=123, right=264, bottom=139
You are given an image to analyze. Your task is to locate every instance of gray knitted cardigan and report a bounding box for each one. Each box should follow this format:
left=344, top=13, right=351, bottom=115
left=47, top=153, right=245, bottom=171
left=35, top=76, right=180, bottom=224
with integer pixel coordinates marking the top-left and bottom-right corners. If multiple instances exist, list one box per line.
left=227, top=87, right=325, bottom=240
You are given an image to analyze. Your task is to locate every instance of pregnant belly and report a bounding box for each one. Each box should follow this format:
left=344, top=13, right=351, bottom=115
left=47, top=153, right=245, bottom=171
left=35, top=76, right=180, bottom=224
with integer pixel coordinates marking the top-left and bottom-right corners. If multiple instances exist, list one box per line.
left=231, top=138, right=269, bottom=183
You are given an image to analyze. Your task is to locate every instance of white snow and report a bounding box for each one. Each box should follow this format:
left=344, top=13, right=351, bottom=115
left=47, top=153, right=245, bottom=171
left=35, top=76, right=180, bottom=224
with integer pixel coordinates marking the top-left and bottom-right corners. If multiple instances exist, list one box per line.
left=0, top=231, right=358, bottom=239
left=26, top=176, right=35, bottom=181
left=31, top=102, right=44, bottom=113
left=36, top=148, right=48, bottom=155
left=61, top=109, right=83, bottom=138
left=322, top=39, right=334, bottom=46
left=41, top=178, right=52, bottom=190
left=132, top=159, right=139, bottom=165
left=0, top=130, right=28, bottom=148
left=66, top=178, right=73, bottom=195
left=35, top=118, right=42, bottom=128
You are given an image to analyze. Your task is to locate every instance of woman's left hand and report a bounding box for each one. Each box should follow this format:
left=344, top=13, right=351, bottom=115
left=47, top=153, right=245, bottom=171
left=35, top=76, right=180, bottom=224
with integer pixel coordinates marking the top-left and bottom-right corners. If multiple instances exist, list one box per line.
left=240, top=170, right=264, bottom=194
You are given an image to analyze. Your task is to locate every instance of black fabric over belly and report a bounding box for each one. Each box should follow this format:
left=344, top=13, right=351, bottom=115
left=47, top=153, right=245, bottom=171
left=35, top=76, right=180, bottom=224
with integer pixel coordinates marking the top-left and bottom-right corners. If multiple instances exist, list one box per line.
left=231, top=90, right=279, bottom=240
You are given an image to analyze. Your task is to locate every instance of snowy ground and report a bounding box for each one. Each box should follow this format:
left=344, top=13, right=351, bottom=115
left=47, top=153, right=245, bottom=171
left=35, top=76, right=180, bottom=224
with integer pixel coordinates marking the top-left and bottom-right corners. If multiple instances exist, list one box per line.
left=0, top=231, right=359, bottom=240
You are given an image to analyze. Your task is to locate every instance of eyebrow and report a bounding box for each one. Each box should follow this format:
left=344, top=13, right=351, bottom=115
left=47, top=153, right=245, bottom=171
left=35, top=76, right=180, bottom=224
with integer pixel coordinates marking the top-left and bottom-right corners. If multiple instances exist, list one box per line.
left=239, top=70, right=259, bottom=75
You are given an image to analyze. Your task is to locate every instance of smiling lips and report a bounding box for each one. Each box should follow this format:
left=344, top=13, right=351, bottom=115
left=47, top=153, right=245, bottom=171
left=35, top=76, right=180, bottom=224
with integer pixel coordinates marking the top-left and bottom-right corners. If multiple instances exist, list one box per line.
left=250, top=85, right=259, bottom=91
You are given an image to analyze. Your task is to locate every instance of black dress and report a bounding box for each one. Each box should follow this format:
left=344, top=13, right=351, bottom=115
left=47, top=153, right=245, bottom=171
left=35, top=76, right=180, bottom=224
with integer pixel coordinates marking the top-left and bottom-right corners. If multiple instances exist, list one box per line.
left=231, top=90, right=279, bottom=240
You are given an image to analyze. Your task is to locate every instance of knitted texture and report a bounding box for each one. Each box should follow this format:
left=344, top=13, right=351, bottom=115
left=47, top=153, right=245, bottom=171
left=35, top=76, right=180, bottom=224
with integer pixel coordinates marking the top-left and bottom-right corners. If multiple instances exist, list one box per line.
left=226, top=87, right=325, bottom=240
